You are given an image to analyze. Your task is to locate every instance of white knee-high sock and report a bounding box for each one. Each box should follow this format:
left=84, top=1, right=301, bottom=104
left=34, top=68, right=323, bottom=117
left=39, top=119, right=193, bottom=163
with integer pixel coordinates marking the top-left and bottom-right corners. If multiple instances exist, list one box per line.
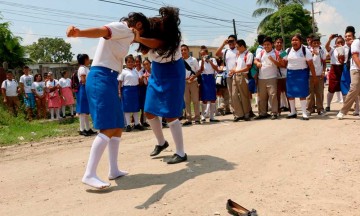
left=133, top=113, right=140, bottom=125
left=327, top=92, right=334, bottom=107
left=62, top=106, right=66, bottom=117
left=84, top=115, right=90, bottom=130
left=108, top=137, right=128, bottom=179
left=50, top=108, right=54, bottom=119
left=79, top=114, right=85, bottom=131
left=82, top=133, right=110, bottom=188
left=300, top=100, right=308, bottom=118
left=210, top=103, right=216, bottom=120
left=201, top=103, right=206, bottom=116
left=289, top=100, right=296, bottom=115
left=148, top=117, right=166, bottom=146
left=168, top=119, right=185, bottom=157
left=124, top=113, right=131, bottom=126
left=336, top=91, right=342, bottom=101
left=70, top=106, right=74, bottom=116
left=56, top=108, right=60, bottom=119
left=205, top=102, right=211, bottom=115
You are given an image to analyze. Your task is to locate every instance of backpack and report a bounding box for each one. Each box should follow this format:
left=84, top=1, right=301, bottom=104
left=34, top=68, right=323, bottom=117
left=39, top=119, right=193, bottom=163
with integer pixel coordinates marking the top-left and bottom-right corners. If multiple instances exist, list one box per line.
left=223, top=49, right=229, bottom=66
left=71, top=70, right=80, bottom=92
left=244, top=51, right=257, bottom=79
left=215, top=71, right=227, bottom=88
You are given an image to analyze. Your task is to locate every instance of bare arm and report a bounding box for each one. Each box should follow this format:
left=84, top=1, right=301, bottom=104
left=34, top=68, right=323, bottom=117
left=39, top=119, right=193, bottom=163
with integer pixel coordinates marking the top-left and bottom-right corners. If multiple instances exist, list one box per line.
left=307, top=60, right=317, bottom=77
left=135, top=37, right=164, bottom=49
left=353, top=53, right=360, bottom=69
left=215, top=39, right=227, bottom=57
left=325, top=34, right=336, bottom=53
left=66, top=26, right=110, bottom=38
left=80, top=75, right=86, bottom=85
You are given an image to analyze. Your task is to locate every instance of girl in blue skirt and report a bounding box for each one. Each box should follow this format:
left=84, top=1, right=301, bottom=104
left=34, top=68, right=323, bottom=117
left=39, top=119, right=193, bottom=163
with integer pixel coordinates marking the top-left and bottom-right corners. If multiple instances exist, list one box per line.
left=66, top=13, right=150, bottom=189
left=134, top=7, right=187, bottom=164
left=118, top=55, right=144, bottom=132
left=282, top=34, right=317, bottom=120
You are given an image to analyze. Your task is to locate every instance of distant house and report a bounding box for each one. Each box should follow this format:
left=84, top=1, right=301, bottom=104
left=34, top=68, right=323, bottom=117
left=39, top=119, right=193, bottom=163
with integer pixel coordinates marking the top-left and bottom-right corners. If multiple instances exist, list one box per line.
left=27, top=62, right=78, bottom=79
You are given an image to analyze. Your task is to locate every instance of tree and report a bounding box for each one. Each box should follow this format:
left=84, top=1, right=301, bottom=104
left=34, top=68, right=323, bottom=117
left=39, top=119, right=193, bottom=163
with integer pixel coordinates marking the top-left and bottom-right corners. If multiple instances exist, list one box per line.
left=26, top=38, right=74, bottom=63
left=0, top=18, right=27, bottom=68
left=252, top=0, right=309, bottom=47
left=259, top=4, right=314, bottom=48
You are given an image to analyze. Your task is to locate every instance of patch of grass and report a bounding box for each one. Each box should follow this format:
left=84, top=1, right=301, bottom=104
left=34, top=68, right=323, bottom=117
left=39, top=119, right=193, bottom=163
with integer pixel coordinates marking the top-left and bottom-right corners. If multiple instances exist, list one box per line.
left=0, top=102, right=79, bottom=146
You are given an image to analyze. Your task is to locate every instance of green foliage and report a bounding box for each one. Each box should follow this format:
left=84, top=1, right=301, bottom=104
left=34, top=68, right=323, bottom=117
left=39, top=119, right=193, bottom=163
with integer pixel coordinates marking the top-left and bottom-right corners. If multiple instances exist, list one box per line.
left=0, top=101, right=79, bottom=146
left=0, top=20, right=27, bottom=68
left=26, top=38, right=74, bottom=63
left=260, top=4, right=314, bottom=48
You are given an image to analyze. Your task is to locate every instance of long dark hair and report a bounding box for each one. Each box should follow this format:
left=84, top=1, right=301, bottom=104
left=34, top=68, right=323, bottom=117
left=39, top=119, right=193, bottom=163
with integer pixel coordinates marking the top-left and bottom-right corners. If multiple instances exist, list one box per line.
left=77, top=54, right=89, bottom=65
left=139, top=7, right=181, bottom=60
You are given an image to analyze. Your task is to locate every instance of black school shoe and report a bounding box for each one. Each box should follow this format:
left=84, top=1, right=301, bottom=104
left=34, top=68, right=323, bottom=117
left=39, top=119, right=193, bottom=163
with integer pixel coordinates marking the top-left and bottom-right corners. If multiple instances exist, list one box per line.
left=233, top=116, right=244, bottom=122
left=182, top=121, right=192, bottom=126
left=79, top=130, right=90, bottom=137
left=167, top=153, right=187, bottom=164
left=150, top=141, right=169, bottom=156
left=286, top=113, right=297, bottom=119
left=209, top=119, right=220, bottom=122
left=325, top=106, right=330, bottom=112
left=142, top=122, right=150, bottom=127
left=86, top=129, right=97, bottom=135
left=125, top=125, right=132, bottom=132
left=133, top=124, right=145, bottom=131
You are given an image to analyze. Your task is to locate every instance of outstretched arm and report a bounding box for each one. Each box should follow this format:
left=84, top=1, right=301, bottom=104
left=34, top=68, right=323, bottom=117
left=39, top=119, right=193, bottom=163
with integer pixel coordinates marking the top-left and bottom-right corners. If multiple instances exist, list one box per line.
left=66, top=26, right=110, bottom=38
left=133, top=29, right=164, bottom=49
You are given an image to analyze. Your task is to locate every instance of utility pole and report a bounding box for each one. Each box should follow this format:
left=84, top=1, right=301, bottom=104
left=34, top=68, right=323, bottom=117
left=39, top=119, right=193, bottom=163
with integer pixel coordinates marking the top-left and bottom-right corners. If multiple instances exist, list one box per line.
left=232, top=19, right=237, bottom=36
left=311, top=0, right=323, bottom=33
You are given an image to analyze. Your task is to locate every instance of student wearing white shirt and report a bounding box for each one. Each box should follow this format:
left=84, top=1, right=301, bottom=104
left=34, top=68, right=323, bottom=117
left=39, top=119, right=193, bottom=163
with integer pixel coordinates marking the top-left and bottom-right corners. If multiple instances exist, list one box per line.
left=275, top=37, right=289, bottom=113
left=337, top=36, right=360, bottom=119
left=67, top=12, right=150, bottom=189
left=59, top=71, right=75, bottom=118
left=199, top=48, right=220, bottom=122
left=135, top=7, right=187, bottom=164
left=181, top=44, right=201, bottom=125
left=254, top=37, right=281, bottom=120
left=31, top=74, right=47, bottom=119
left=118, top=55, right=144, bottom=132
left=134, top=55, right=148, bottom=127
left=228, top=39, right=252, bottom=121
left=1, top=71, right=20, bottom=116
left=282, top=33, right=317, bottom=120
left=215, top=34, right=238, bottom=114
left=19, top=66, right=35, bottom=121
left=306, top=37, right=327, bottom=116
left=325, top=34, right=347, bottom=111
left=46, top=72, right=61, bottom=120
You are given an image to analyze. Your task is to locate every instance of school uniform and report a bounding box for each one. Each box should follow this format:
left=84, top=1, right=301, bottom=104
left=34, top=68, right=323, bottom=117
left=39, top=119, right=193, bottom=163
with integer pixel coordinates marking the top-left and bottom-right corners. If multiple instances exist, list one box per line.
left=86, top=21, right=133, bottom=129
left=31, top=81, right=47, bottom=118
left=59, top=78, right=75, bottom=105
left=199, top=58, right=218, bottom=102
left=46, top=79, right=61, bottom=108
left=340, top=39, right=360, bottom=114
left=340, top=44, right=352, bottom=95
left=119, top=68, right=140, bottom=113
left=232, top=50, right=252, bottom=118
left=144, top=48, right=185, bottom=118
left=19, top=74, right=35, bottom=109
left=1, top=79, right=20, bottom=115
left=134, top=67, right=147, bottom=110
left=222, top=48, right=237, bottom=110
left=256, top=49, right=279, bottom=116
left=76, top=66, right=90, bottom=114
left=328, top=46, right=349, bottom=93
left=184, top=56, right=200, bottom=122
left=276, top=49, right=288, bottom=113
left=307, top=47, right=326, bottom=113
left=284, top=47, right=313, bottom=98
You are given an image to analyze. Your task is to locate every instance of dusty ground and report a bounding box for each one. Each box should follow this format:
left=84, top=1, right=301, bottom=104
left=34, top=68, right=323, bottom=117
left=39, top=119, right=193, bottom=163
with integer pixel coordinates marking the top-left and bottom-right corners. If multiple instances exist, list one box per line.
left=1, top=101, right=360, bottom=216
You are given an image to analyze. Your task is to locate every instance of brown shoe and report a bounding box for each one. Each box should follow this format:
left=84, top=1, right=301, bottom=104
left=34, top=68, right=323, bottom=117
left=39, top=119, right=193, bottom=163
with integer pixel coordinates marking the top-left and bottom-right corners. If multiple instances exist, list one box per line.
left=226, top=199, right=257, bottom=216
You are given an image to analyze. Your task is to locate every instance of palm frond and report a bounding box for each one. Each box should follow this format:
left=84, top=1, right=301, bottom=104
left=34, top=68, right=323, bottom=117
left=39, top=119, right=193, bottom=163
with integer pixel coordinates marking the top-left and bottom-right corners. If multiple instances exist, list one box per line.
left=257, top=13, right=274, bottom=32
left=252, top=7, right=275, bottom=17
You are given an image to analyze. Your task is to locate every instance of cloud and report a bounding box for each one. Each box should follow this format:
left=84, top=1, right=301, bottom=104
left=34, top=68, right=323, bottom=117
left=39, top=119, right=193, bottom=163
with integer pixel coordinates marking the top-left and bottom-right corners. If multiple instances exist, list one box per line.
left=315, top=2, right=349, bottom=40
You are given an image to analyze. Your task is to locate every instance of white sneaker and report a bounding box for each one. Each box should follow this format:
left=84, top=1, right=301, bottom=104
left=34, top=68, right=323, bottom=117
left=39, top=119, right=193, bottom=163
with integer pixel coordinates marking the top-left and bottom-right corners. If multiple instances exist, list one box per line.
left=336, top=112, right=344, bottom=120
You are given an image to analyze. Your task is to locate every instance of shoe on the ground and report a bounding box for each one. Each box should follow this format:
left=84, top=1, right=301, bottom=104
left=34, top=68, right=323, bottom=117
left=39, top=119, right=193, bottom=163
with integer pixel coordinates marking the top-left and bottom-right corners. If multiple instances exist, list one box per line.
left=142, top=122, right=150, bottom=127
left=79, top=130, right=90, bottom=136
left=306, top=111, right=312, bottom=116
left=167, top=153, right=187, bottom=164
left=209, top=118, right=220, bottom=122
left=325, top=107, right=330, bottom=112
left=286, top=113, right=297, bottom=119
left=182, top=121, right=192, bottom=126
left=337, top=112, right=344, bottom=120
left=134, top=124, right=145, bottom=131
left=271, top=114, right=278, bottom=120
left=226, top=199, right=257, bottom=216
left=194, top=120, right=201, bottom=124
left=301, top=116, right=309, bottom=121
left=353, top=112, right=359, bottom=116
left=150, top=141, right=169, bottom=156
left=162, top=122, right=168, bottom=128
left=225, top=111, right=232, bottom=115
left=318, top=110, right=326, bottom=116
left=281, top=107, right=290, bottom=112
left=86, top=129, right=98, bottom=135
left=125, top=125, right=132, bottom=132
left=254, top=115, right=267, bottom=120
left=249, top=110, right=256, bottom=118
left=233, top=116, right=244, bottom=122
left=244, top=117, right=251, bottom=121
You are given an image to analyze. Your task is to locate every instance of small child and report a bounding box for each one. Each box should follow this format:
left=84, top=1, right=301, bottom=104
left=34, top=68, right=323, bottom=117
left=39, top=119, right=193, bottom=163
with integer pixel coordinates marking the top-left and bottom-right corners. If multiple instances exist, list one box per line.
left=31, top=74, right=47, bottom=119
left=118, top=55, right=144, bottom=132
left=46, top=72, right=61, bottom=120
left=59, top=70, right=75, bottom=118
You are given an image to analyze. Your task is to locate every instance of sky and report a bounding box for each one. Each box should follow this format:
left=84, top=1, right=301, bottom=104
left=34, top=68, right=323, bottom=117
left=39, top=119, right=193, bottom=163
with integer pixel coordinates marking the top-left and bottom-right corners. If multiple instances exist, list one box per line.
left=1, top=0, right=359, bottom=59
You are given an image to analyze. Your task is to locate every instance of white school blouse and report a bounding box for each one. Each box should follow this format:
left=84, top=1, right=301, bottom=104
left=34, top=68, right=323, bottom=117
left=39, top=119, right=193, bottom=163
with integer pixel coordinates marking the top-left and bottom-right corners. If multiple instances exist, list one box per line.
left=185, top=56, right=200, bottom=78
left=284, top=47, right=312, bottom=70
left=59, top=78, right=72, bottom=88
left=118, top=68, right=139, bottom=86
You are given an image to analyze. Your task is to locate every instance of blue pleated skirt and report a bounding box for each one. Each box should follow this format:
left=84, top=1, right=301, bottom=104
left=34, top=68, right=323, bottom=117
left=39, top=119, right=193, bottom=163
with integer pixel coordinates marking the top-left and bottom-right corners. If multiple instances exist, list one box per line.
left=200, top=74, right=217, bottom=101
left=86, top=66, right=124, bottom=130
left=122, top=85, right=140, bottom=112
left=144, top=59, right=185, bottom=118
left=286, top=68, right=310, bottom=98
left=248, top=78, right=257, bottom=94
left=341, top=64, right=351, bottom=95
left=76, top=84, right=90, bottom=114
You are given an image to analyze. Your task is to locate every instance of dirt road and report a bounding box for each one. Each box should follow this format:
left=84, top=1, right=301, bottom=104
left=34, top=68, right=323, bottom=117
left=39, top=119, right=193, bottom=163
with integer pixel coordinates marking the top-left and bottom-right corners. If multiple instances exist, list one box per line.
left=1, top=102, right=360, bottom=216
